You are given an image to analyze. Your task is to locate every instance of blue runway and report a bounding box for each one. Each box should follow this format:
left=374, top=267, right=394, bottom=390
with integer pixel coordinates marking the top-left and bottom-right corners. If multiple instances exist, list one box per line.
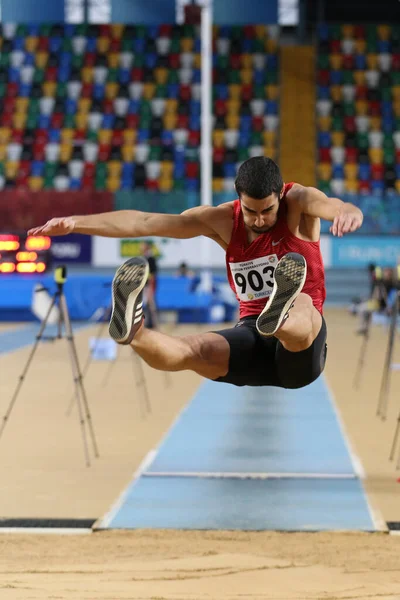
left=99, top=377, right=378, bottom=532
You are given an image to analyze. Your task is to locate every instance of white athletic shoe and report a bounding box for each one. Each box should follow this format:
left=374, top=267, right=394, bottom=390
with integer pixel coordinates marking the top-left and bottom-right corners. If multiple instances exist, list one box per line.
left=256, top=252, right=307, bottom=337
left=108, top=257, right=149, bottom=344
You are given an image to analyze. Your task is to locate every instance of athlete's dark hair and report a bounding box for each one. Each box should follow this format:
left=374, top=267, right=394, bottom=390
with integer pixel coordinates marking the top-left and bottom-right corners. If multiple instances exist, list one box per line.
left=235, top=157, right=283, bottom=199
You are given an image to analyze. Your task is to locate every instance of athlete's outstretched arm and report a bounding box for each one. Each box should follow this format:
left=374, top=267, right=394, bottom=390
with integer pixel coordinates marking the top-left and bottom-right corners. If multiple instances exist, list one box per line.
left=287, top=183, right=363, bottom=237
left=28, top=206, right=220, bottom=239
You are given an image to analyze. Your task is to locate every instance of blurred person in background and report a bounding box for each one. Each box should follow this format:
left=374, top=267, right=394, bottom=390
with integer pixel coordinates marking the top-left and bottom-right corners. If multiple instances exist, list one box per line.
left=29, top=157, right=363, bottom=390
left=142, top=241, right=158, bottom=329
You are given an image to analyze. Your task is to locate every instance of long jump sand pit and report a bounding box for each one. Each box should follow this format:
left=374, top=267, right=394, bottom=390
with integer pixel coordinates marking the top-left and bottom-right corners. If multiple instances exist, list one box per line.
left=1, top=529, right=400, bottom=599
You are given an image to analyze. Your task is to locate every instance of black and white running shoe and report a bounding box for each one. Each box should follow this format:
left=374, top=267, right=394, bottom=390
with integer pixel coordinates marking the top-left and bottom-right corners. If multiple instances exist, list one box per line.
left=256, top=252, right=307, bottom=337
left=108, top=257, right=149, bottom=344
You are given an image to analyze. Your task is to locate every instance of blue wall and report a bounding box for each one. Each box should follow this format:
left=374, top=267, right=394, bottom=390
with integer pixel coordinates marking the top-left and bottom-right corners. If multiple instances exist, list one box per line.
left=111, top=0, right=176, bottom=24
left=2, top=0, right=64, bottom=22
left=214, top=0, right=278, bottom=24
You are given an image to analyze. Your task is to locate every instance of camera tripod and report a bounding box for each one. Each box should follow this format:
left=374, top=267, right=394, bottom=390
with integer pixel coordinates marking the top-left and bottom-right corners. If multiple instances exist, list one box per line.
left=0, top=265, right=99, bottom=467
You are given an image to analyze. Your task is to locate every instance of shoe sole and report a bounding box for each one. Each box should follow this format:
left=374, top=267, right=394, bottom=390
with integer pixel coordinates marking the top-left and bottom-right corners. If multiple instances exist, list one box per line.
left=256, top=252, right=307, bottom=337
left=109, top=257, right=149, bottom=344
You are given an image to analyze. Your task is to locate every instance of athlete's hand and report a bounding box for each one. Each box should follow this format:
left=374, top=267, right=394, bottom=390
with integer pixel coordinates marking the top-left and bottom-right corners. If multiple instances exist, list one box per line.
left=28, top=217, right=76, bottom=237
left=329, top=207, right=363, bottom=237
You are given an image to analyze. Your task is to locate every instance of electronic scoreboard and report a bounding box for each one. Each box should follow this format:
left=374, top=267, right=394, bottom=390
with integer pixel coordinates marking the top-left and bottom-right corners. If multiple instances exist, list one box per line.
left=0, top=233, right=52, bottom=274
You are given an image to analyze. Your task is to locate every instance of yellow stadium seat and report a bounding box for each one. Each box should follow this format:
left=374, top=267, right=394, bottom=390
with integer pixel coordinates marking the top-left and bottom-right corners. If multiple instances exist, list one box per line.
left=393, top=100, right=400, bottom=117
left=25, top=36, right=38, bottom=52
left=0, top=128, right=10, bottom=144
left=97, top=36, right=110, bottom=53
left=60, top=129, right=75, bottom=143
left=142, top=83, right=155, bottom=100
left=75, top=113, right=88, bottom=129
left=107, top=160, right=122, bottom=177
left=395, top=180, right=400, bottom=194
left=264, top=146, right=277, bottom=160
left=106, top=176, right=121, bottom=192
left=330, top=85, right=342, bottom=102
left=159, top=178, right=173, bottom=193
left=60, top=143, right=73, bottom=162
left=329, top=54, right=342, bottom=70
left=377, top=25, right=391, bottom=40
left=15, top=97, right=29, bottom=113
left=240, top=69, right=253, bottom=85
left=81, top=66, right=94, bottom=84
left=241, top=54, right=252, bottom=69
left=392, top=86, right=400, bottom=101
left=42, top=81, right=56, bottom=97
left=254, top=25, right=265, bottom=39
left=317, top=116, right=332, bottom=132
left=342, top=24, right=354, bottom=38
left=370, top=116, right=382, bottom=131
left=355, top=100, right=368, bottom=115
left=0, top=144, right=7, bottom=160
left=160, top=161, right=174, bottom=177
left=353, top=70, right=366, bottom=86
left=111, top=24, right=124, bottom=38
left=193, top=53, right=201, bottom=69
left=265, top=38, right=278, bottom=53
left=369, top=148, right=383, bottom=164
left=226, top=114, right=240, bottom=129
left=345, top=179, right=359, bottom=193
left=165, top=99, right=178, bottom=114
left=266, top=85, right=279, bottom=100
left=13, top=113, right=27, bottom=129
left=105, top=82, right=118, bottom=100
left=78, top=98, right=92, bottom=113
left=163, top=113, right=177, bottom=130
left=181, top=37, right=194, bottom=52
left=331, top=132, right=345, bottom=146
left=107, top=52, right=119, bottom=68
left=212, top=178, right=224, bottom=192
left=263, top=131, right=277, bottom=145
left=121, top=145, right=135, bottom=162
left=366, top=54, right=378, bottom=69
left=154, top=67, right=168, bottom=85
left=5, top=161, right=18, bottom=179
left=213, top=130, right=225, bottom=147
left=98, top=129, right=113, bottom=144
left=35, top=51, right=48, bottom=68
left=228, top=84, right=241, bottom=100
left=354, top=39, right=366, bottom=54
left=123, top=130, right=137, bottom=144
left=28, top=176, right=43, bottom=191
left=317, top=163, right=332, bottom=180
left=344, top=164, right=358, bottom=179
left=226, top=99, right=240, bottom=115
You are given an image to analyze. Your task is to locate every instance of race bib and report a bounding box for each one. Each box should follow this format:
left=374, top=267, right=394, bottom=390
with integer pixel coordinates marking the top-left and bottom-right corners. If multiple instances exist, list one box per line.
left=229, top=254, right=278, bottom=302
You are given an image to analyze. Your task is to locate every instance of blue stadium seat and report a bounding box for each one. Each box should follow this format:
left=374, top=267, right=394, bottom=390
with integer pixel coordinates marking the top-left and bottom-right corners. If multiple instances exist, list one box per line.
left=133, top=38, right=145, bottom=53
left=86, top=37, right=97, bottom=52
left=48, top=129, right=61, bottom=143
left=12, top=37, right=25, bottom=51
left=333, top=165, right=345, bottom=179
left=93, top=84, right=105, bottom=100
left=318, top=132, right=332, bottom=148
left=359, top=164, right=371, bottom=181
left=31, top=161, right=44, bottom=177
left=355, top=55, right=366, bottom=70
left=49, top=37, right=62, bottom=53
left=317, top=86, right=330, bottom=99
left=69, top=178, right=82, bottom=190
left=330, top=70, right=342, bottom=85
left=65, top=99, right=77, bottom=115
left=58, top=66, right=71, bottom=83
left=102, top=114, right=115, bottom=129
left=19, top=83, right=31, bottom=97
left=167, top=83, right=179, bottom=98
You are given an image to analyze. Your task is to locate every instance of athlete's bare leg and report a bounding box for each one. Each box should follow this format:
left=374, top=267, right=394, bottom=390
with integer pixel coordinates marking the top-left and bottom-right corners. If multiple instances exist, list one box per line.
left=274, top=292, right=322, bottom=352
left=131, top=325, right=230, bottom=380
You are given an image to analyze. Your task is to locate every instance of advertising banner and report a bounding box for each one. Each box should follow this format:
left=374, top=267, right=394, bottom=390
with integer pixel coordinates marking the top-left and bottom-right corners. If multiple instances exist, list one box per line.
left=331, top=237, right=400, bottom=267
left=51, top=234, right=92, bottom=264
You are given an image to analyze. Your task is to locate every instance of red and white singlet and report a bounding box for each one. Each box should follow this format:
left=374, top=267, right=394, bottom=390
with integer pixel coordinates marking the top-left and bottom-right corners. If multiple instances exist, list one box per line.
left=225, top=183, right=326, bottom=319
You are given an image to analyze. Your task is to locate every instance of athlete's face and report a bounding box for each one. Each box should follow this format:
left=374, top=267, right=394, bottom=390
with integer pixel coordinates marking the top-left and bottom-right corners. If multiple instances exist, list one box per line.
left=240, top=193, right=281, bottom=234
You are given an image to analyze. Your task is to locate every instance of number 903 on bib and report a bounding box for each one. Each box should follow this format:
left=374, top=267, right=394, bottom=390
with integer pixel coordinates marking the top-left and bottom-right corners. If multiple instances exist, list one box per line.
left=229, top=254, right=278, bottom=302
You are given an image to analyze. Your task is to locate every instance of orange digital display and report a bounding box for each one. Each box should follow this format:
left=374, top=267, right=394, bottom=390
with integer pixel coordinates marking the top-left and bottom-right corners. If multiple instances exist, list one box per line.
left=0, top=233, right=51, bottom=275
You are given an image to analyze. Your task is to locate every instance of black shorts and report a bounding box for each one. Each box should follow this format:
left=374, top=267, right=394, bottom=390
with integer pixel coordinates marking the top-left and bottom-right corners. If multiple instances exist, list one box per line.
left=213, top=315, right=327, bottom=389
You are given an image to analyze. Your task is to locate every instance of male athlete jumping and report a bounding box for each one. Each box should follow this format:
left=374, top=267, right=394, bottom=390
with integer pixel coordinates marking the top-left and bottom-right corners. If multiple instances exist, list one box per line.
left=29, top=157, right=363, bottom=389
